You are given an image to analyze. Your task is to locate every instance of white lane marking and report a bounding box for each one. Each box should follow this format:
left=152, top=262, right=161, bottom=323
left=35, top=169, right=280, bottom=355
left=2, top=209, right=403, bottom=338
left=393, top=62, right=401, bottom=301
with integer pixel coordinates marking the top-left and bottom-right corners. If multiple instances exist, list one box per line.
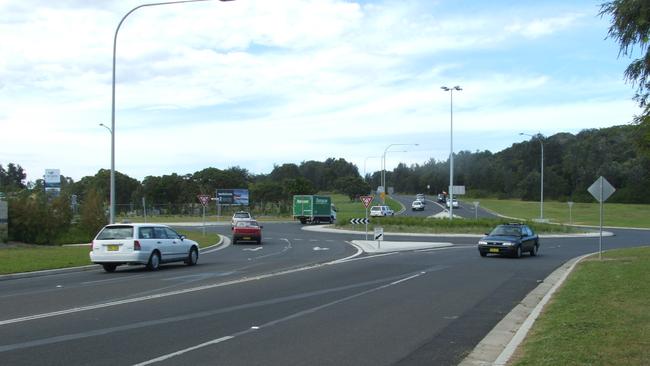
left=293, top=238, right=303, bottom=241
left=133, top=271, right=427, bottom=365
left=0, top=239, right=392, bottom=327
left=201, top=237, right=231, bottom=255
left=309, top=239, right=319, bottom=242
left=333, top=251, right=398, bottom=264
left=132, top=336, right=234, bottom=366
left=242, top=247, right=263, bottom=252
left=313, top=247, right=330, bottom=251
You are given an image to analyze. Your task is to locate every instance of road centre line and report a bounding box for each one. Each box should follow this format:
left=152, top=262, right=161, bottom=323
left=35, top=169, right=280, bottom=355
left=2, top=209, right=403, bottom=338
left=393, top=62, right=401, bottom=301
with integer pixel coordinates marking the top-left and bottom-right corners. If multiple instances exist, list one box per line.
left=132, top=270, right=429, bottom=365
left=0, top=271, right=435, bottom=354
left=0, top=240, right=357, bottom=327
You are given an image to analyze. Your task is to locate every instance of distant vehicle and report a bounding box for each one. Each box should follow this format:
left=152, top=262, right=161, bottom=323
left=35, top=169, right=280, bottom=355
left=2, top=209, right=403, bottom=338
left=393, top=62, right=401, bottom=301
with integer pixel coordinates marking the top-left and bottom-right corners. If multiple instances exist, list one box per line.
left=232, top=220, right=263, bottom=244
left=478, top=223, right=540, bottom=258
left=415, top=193, right=425, bottom=203
left=90, top=223, right=199, bottom=272
left=437, top=194, right=446, bottom=203
left=411, top=200, right=425, bottom=211
left=446, top=199, right=460, bottom=208
left=370, top=205, right=394, bottom=217
left=293, top=195, right=337, bottom=224
left=231, top=211, right=252, bottom=228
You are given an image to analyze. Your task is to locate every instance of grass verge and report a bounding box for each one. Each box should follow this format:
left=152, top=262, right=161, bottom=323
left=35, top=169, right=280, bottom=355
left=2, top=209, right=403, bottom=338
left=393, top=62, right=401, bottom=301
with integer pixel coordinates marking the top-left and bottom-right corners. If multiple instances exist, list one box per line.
left=511, top=246, right=650, bottom=366
left=335, top=216, right=583, bottom=235
left=0, top=232, right=221, bottom=275
left=471, top=198, right=650, bottom=228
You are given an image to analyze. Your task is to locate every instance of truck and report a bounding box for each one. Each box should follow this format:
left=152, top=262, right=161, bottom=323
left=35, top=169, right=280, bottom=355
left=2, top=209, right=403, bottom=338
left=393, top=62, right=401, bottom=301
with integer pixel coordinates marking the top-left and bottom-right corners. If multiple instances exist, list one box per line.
left=292, top=195, right=337, bottom=224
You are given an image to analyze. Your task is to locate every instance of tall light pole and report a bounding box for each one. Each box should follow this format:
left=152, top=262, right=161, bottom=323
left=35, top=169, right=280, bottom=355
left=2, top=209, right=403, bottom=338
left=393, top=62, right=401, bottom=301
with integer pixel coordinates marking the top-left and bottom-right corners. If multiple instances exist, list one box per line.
left=381, top=144, right=418, bottom=203
left=99, top=123, right=113, bottom=222
left=109, top=0, right=235, bottom=224
left=520, top=132, right=544, bottom=221
left=441, top=85, right=461, bottom=220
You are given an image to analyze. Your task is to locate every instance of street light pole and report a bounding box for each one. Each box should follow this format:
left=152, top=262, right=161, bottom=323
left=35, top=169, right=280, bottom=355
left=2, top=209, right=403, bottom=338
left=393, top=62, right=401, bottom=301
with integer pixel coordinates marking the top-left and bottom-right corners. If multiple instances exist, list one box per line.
left=381, top=144, right=418, bottom=203
left=109, top=0, right=235, bottom=224
left=441, top=86, right=462, bottom=220
left=519, top=132, right=544, bottom=221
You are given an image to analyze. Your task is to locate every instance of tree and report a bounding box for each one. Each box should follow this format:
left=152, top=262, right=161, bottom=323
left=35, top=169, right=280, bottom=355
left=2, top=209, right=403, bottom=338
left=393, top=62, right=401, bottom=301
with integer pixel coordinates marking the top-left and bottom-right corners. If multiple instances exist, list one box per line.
left=334, top=176, right=371, bottom=201
left=79, top=188, right=107, bottom=238
left=600, top=0, right=650, bottom=152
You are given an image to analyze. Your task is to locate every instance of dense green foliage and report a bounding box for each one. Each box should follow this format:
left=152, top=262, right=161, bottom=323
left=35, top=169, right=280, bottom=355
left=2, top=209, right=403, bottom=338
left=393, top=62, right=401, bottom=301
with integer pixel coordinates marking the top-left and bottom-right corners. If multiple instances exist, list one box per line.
left=369, top=125, right=650, bottom=203
left=600, top=0, right=650, bottom=155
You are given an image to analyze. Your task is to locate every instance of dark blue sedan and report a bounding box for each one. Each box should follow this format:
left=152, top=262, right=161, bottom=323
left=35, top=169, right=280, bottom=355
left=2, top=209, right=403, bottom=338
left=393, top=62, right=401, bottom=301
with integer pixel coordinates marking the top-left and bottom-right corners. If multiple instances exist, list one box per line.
left=478, top=223, right=539, bottom=258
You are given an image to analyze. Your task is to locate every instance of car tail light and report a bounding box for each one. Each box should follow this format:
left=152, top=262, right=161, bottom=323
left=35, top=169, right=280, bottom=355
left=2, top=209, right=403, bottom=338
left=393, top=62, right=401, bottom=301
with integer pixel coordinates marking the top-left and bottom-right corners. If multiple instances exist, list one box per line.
left=134, top=240, right=141, bottom=251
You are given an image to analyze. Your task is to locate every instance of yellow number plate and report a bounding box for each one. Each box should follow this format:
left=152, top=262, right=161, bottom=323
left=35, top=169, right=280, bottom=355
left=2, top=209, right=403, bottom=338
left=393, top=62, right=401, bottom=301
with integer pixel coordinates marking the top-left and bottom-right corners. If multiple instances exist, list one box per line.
left=107, top=245, right=119, bottom=251
left=243, top=237, right=251, bottom=240
left=489, top=248, right=499, bottom=253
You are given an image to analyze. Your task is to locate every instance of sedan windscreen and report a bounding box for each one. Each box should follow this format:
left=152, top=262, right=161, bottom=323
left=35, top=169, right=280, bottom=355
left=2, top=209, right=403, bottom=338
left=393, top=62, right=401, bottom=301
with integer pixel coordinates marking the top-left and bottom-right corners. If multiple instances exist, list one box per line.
left=490, top=226, right=521, bottom=237
left=96, top=226, right=134, bottom=240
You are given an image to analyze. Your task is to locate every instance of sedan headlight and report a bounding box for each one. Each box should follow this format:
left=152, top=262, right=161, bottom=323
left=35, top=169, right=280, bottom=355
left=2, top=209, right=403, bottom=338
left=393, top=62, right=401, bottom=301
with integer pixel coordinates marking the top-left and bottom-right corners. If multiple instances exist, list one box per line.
left=478, top=241, right=488, bottom=245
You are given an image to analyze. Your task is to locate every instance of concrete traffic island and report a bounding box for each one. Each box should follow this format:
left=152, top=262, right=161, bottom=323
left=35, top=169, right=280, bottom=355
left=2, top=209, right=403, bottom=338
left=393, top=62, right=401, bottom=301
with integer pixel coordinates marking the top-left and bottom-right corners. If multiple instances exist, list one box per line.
left=350, top=240, right=453, bottom=253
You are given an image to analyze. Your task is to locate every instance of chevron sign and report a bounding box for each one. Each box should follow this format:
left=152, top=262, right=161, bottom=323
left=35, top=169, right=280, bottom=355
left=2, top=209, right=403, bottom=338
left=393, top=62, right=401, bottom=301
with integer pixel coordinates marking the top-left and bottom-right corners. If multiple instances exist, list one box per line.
left=350, top=218, right=369, bottom=225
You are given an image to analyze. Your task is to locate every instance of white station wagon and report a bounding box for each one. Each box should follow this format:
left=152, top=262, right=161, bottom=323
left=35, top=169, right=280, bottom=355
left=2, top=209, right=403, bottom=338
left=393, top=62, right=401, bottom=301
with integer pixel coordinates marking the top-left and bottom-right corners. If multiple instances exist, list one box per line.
left=90, top=223, right=199, bottom=272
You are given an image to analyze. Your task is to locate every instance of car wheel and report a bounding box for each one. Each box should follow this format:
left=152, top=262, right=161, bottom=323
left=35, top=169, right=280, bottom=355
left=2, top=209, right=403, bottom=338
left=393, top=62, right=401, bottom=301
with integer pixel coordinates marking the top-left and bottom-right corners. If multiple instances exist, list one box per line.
left=102, top=263, right=117, bottom=272
left=186, top=247, right=198, bottom=266
left=257, top=238, right=262, bottom=245
left=146, top=251, right=161, bottom=270
left=232, top=237, right=237, bottom=245
left=514, top=246, right=522, bottom=258
left=530, top=244, right=538, bottom=257
left=479, top=251, right=487, bottom=257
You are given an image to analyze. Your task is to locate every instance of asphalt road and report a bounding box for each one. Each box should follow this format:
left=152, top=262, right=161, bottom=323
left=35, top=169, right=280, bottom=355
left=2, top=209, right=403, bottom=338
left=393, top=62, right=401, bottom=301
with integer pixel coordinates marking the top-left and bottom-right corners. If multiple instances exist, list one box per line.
left=393, top=194, right=499, bottom=219
left=1, top=222, right=649, bottom=365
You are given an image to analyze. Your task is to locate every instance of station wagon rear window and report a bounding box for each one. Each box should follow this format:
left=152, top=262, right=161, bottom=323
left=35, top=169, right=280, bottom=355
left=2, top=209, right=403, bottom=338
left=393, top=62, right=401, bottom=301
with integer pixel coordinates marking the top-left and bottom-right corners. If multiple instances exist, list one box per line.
left=96, top=226, right=134, bottom=240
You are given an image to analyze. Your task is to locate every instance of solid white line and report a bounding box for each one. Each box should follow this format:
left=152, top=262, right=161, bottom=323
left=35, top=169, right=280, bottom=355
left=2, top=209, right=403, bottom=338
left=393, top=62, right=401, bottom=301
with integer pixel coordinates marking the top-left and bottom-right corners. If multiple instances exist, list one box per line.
left=390, top=272, right=425, bottom=285
left=133, top=336, right=234, bottom=366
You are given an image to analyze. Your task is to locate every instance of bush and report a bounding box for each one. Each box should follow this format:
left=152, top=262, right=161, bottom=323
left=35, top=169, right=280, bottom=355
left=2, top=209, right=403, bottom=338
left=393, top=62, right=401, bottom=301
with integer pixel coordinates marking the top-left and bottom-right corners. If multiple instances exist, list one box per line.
left=79, top=188, right=106, bottom=239
left=8, top=191, right=72, bottom=244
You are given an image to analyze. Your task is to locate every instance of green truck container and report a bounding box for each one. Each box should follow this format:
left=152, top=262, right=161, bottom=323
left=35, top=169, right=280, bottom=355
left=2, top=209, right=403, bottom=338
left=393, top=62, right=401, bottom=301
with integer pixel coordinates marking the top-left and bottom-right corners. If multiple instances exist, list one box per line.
left=292, top=195, right=336, bottom=224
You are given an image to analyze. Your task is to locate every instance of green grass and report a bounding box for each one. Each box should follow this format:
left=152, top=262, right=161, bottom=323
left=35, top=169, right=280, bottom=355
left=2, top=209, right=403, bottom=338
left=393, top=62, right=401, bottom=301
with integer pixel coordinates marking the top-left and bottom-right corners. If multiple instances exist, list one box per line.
left=512, top=246, right=650, bottom=366
left=0, top=232, right=221, bottom=275
left=335, top=215, right=582, bottom=235
left=472, top=198, right=650, bottom=228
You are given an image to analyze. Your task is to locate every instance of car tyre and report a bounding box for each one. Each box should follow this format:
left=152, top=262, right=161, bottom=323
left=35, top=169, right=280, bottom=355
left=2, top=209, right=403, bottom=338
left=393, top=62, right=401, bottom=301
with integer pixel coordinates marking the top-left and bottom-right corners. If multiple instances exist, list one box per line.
left=479, top=251, right=487, bottom=257
left=530, top=244, right=538, bottom=257
left=257, top=238, right=262, bottom=245
left=232, top=237, right=237, bottom=245
left=102, top=263, right=117, bottom=272
left=514, top=246, right=522, bottom=258
left=146, top=251, right=161, bottom=270
left=186, top=247, right=198, bottom=266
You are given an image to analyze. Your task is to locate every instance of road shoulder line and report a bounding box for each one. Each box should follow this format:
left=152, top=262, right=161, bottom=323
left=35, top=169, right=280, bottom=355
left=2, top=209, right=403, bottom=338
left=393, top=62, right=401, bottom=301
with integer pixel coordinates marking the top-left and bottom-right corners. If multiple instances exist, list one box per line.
left=459, top=252, right=594, bottom=366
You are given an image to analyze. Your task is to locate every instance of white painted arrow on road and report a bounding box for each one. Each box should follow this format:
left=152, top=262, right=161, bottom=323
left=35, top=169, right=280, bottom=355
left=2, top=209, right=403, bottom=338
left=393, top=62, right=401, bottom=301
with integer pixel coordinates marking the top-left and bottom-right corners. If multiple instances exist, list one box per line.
left=243, top=247, right=263, bottom=252
left=313, top=247, right=330, bottom=251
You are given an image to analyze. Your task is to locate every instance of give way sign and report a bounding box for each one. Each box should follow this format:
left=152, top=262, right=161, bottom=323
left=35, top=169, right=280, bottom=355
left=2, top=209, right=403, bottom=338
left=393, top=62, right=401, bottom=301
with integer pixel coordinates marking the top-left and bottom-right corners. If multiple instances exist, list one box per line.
left=197, top=194, right=211, bottom=206
left=360, top=195, right=374, bottom=208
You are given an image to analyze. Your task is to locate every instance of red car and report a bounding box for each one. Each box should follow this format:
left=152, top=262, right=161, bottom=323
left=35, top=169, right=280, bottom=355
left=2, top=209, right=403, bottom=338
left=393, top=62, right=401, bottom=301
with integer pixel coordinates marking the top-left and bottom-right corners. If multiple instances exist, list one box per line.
left=232, top=220, right=263, bottom=244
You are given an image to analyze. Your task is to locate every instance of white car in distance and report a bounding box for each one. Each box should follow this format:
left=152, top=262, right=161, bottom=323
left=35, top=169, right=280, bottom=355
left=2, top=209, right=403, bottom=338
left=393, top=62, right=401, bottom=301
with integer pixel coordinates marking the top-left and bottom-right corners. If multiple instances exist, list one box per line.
left=90, top=223, right=199, bottom=272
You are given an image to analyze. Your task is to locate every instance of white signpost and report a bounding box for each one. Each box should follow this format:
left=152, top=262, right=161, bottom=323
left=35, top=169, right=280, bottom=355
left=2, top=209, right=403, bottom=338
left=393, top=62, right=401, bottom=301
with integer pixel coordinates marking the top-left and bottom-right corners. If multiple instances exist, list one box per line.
left=473, top=201, right=480, bottom=220
left=198, top=194, right=211, bottom=236
left=587, top=176, right=616, bottom=260
left=360, top=195, right=374, bottom=240
left=567, top=201, right=574, bottom=225
left=374, top=227, right=384, bottom=249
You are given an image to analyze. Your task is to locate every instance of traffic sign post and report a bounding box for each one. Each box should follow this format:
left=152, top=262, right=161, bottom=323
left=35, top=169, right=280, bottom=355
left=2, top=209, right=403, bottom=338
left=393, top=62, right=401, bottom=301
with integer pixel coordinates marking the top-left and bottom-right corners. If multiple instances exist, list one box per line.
left=197, top=194, right=211, bottom=236
left=374, top=227, right=383, bottom=249
left=567, top=201, right=574, bottom=225
left=360, top=195, right=374, bottom=240
left=472, top=201, right=479, bottom=220
left=587, top=176, right=616, bottom=260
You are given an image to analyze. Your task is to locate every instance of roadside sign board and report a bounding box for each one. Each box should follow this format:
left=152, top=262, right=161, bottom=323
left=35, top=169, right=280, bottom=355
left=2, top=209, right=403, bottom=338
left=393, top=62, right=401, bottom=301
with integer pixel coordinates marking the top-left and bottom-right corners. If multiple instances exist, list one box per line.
left=452, top=185, right=466, bottom=195
left=374, top=227, right=384, bottom=241
left=197, top=194, right=211, bottom=206
left=350, top=218, right=370, bottom=224
left=588, top=176, right=616, bottom=203
left=360, top=195, right=373, bottom=208
left=587, top=176, right=616, bottom=260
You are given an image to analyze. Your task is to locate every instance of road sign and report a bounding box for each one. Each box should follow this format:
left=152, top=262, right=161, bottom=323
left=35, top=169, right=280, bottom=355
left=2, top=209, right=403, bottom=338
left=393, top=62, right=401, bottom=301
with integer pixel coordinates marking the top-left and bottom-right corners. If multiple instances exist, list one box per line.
left=588, top=176, right=616, bottom=203
left=360, top=195, right=373, bottom=208
left=374, top=227, right=384, bottom=241
left=587, top=176, right=616, bottom=260
left=451, top=185, right=466, bottom=195
left=350, top=218, right=370, bottom=225
left=197, top=194, right=211, bottom=206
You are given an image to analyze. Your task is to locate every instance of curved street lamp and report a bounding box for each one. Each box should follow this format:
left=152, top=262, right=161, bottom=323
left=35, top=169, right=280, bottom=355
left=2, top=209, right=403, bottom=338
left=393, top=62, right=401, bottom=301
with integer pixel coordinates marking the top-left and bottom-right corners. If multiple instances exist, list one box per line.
left=519, top=132, right=544, bottom=221
left=108, top=0, right=236, bottom=224
left=381, top=143, right=418, bottom=203
left=441, top=85, right=461, bottom=220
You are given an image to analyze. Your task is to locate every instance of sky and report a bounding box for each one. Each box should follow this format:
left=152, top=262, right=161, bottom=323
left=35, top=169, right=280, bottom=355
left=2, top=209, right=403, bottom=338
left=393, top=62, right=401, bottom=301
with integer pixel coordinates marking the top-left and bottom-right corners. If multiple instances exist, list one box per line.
left=0, top=0, right=642, bottom=183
